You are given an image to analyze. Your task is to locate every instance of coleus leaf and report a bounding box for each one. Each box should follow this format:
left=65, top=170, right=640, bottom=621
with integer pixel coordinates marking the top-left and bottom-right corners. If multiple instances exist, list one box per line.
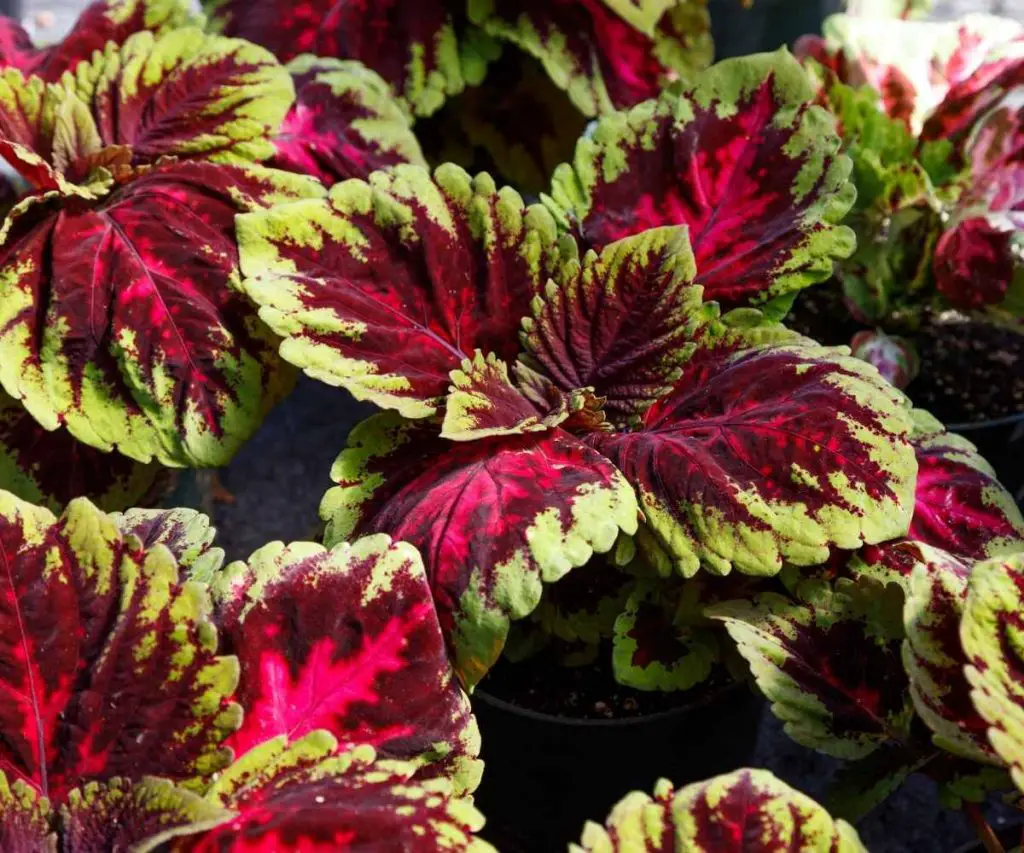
left=203, top=0, right=496, bottom=118
left=0, top=771, right=53, bottom=850
left=902, top=544, right=997, bottom=764
left=271, top=56, right=427, bottom=186
left=964, top=84, right=1024, bottom=176
left=0, top=389, right=161, bottom=512
left=961, top=551, right=1024, bottom=795
left=0, top=160, right=316, bottom=468
left=546, top=49, right=855, bottom=311
left=907, top=410, right=1024, bottom=561
left=709, top=573, right=913, bottom=760
left=237, top=163, right=565, bottom=419
left=63, top=27, right=295, bottom=167
left=530, top=553, right=632, bottom=647
left=612, top=579, right=719, bottom=692
left=212, top=535, right=482, bottom=794
left=571, top=770, right=867, bottom=852
left=320, top=411, right=639, bottom=687
left=587, top=330, right=917, bottom=578
left=520, top=225, right=703, bottom=426
left=0, top=0, right=196, bottom=82
left=805, top=13, right=1021, bottom=133
left=468, top=0, right=712, bottom=117
left=0, top=491, right=240, bottom=806
left=112, top=507, right=225, bottom=584
left=850, top=329, right=920, bottom=390
left=169, top=734, right=494, bottom=852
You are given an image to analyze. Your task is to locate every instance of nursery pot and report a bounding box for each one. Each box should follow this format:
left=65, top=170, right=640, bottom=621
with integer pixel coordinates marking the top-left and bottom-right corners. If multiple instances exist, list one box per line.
left=709, top=0, right=841, bottom=59
left=948, top=412, right=1024, bottom=509
left=471, top=680, right=763, bottom=852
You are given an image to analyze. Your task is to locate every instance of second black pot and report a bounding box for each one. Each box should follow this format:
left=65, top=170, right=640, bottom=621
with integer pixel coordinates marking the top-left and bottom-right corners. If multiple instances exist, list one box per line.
left=471, top=681, right=763, bottom=852
left=709, top=0, right=842, bottom=59
left=949, top=413, right=1024, bottom=509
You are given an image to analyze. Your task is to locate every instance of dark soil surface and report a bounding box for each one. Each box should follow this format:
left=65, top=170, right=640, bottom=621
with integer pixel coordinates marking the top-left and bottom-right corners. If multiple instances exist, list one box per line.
left=478, top=644, right=722, bottom=720
left=787, top=284, right=1024, bottom=425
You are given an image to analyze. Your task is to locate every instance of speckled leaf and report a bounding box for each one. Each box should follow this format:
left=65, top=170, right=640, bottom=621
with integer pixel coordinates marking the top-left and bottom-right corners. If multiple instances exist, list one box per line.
left=0, top=160, right=315, bottom=468
left=520, top=225, right=703, bottom=426
left=169, top=735, right=494, bottom=852
left=902, top=545, right=996, bottom=764
left=0, top=0, right=195, bottom=82
left=442, top=350, right=568, bottom=441
left=320, top=411, right=639, bottom=687
left=468, top=0, right=712, bottom=117
left=587, top=334, right=916, bottom=579
left=908, top=410, right=1024, bottom=561
left=113, top=507, right=225, bottom=584
left=0, top=771, right=53, bottom=851
left=203, top=0, right=496, bottom=118
left=612, top=580, right=719, bottom=692
left=0, top=492, right=240, bottom=808
left=0, top=390, right=161, bottom=512
left=708, top=575, right=913, bottom=760
left=805, top=14, right=1020, bottom=133
left=62, top=777, right=232, bottom=851
left=237, top=164, right=564, bottom=419
left=271, top=56, right=426, bottom=186
left=212, top=535, right=481, bottom=795
left=63, top=28, right=295, bottom=166
left=962, top=552, right=1024, bottom=795
left=572, top=770, right=866, bottom=852
left=547, top=49, right=855, bottom=311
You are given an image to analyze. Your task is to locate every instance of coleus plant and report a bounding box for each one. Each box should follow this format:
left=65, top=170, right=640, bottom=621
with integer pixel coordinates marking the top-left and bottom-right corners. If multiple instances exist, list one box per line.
left=572, top=769, right=868, bottom=852
left=0, top=10, right=348, bottom=512
left=0, top=489, right=489, bottom=850
left=794, top=11, right=1024, bottom=375
left=235, top=50, right=922, bottom=688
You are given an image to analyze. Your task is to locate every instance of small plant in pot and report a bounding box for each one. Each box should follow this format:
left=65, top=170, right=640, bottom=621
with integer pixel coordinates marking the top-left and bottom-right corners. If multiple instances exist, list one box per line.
left=0, top=0, right=427, bottom=515
left=789, top=9, right=1024, bottom=502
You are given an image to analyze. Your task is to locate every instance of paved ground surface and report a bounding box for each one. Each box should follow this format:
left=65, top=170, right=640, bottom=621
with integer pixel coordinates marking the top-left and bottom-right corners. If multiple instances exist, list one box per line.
left=6, top=1, right=1022, bottom=851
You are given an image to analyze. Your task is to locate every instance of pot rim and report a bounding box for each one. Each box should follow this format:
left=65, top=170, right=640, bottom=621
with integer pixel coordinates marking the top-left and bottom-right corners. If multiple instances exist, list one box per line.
left=946, top=410, right=1024, bottom=432
left=473, top=677, right=751, bottom=728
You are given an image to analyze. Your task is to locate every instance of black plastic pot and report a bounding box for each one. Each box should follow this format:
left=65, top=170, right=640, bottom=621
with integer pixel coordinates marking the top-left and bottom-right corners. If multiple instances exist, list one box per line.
left=948, top=412, right=1024, bottom=509
left=950, top=821, right=1024, bottom=853
left=709, top=0, right=841, bottom=59
left=471, top=681, right=763, bottom=852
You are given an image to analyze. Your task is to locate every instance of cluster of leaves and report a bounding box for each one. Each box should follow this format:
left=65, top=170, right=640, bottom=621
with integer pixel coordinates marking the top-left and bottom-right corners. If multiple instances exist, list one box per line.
left=0, top=489, right=489, bottom=850
left=795, top=10, right=1024, bottom=364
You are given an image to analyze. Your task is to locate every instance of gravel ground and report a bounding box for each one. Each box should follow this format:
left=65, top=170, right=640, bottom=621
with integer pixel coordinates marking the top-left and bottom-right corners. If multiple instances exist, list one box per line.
left=6, top=0, right=1023, bottom=850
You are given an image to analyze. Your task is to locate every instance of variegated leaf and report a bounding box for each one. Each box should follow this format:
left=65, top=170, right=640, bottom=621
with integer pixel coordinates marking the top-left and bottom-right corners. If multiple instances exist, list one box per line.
left=237, top=164, right=565, bottom=419
left=212, top=535, right=481, bottom=794
left=962, top=552, right=1024, bottom=795
left=547, top=49, right=855, bottom=311
left=271, top=56, right=427, bottom=186
left=572, top=770, right=867, bottom=852
left=320, top=411, right=639, bottom=687
left=112, top=507, right=225, bottom=584
left=0, top=771, right=54, bottom=851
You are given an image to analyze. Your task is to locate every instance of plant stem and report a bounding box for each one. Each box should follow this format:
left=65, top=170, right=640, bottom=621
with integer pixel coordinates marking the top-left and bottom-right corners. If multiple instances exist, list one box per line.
left=965, top=803, right=1005, bottom=853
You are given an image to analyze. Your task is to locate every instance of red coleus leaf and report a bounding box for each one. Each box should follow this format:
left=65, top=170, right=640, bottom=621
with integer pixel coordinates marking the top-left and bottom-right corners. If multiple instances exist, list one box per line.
left=113, top=507, right=226, bottom=583
left=520, top=225, right=704, bottom=426
left=902, top=544, right=997, bottom=765
left=0, top=389, right=161, bottom=512
left=0, top=492, right=240, bottom=807
left=203, top=0, right=494, bottom=118
left=468, top=0, right=712, bottom=117
left=573, top=771, right=867, bottom=852
left=587, top=332, right=916, bottom=578
left=213, top=535, right=481, bottom=794
left=0, top=771, right=53, bottom=850
left=271, top=57, right=426, bottom=186
left=0, top=0, right=195, bottom=82
left=0, top=160, right=312, bottom=468
left=237, top=164, right=566, bottom=419
left=907, top=411, right=1024, bottom=561
left=849, top=329, right=920, bottom=390
left=320, top=411, right=639, bottom=686
left=963, top=84, right=1024, bottom=176
left=547, top=50, right=855, bottom=312
left=710, top=573, right=913, bottom=760
left=169, top=735, right=493, bottom=852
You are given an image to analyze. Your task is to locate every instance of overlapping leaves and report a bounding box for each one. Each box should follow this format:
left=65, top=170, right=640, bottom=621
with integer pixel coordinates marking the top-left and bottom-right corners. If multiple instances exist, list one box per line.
left=239, top=53, right=917, bottom=687
left=572, top=770, right=867, bottom=852
left=0, top=27, right=325, bottom=470
left=0, top=490, right=489, bottom=849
